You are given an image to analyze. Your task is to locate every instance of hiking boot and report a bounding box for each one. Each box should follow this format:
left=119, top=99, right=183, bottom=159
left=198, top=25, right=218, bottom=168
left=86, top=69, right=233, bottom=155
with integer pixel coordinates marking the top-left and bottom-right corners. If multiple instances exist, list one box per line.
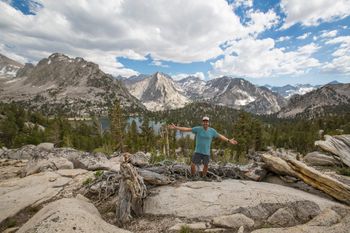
left=189, top=175, right=201, bottom=181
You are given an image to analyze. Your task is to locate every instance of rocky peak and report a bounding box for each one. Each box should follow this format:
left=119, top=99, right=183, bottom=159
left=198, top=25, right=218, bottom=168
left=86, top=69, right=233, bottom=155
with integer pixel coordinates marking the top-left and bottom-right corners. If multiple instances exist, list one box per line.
left=16, top=63, right=35, bottom=77
left=123, top=72, right=188, bottom=111
left=203, top=76, right=286, bottom=114
left=0, top=53, right=24, bottom=78
left=142, top=72, right=183, bottom=101
left=20, top=53, right=103, bottom=87
left=153, top=72, right=172, bottom=81
left=48, top=52, right=70, bottom=61
left=0, top=53, right=145, bottom=115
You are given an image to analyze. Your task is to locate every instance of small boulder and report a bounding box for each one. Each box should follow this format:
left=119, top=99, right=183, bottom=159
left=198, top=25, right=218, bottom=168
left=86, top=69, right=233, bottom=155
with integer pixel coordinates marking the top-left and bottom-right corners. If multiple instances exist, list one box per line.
left=17, top=198, right=131, bottom=233
left=70, top=152, right=113, bottom=171
left=212, top=213, right=254, bottom=229
left=237, top=226, right=244, bottom=233
left=169, top=222, right=208, bottom=232
left=307, top=208, right=341, bottom=226
left=267, top=207, right=296, bottom=227
left=127, top=151, right=150, bottom=167
left=37, top=142, right=54, bottom=151
left=22, top=156, right=73, bottom=176
left=5, top=145, right=36, bottom=160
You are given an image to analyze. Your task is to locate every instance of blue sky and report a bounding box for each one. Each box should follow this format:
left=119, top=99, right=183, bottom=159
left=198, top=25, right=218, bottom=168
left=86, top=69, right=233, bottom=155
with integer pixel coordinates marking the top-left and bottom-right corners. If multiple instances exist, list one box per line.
left=0, top=0, right=349, bottom=86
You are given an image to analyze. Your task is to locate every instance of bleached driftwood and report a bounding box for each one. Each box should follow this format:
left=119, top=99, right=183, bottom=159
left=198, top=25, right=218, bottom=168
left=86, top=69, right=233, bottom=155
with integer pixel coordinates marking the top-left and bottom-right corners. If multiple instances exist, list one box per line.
left=262, top=152, right=350, bottom=205
left=315, top=135, right=350, bottom=167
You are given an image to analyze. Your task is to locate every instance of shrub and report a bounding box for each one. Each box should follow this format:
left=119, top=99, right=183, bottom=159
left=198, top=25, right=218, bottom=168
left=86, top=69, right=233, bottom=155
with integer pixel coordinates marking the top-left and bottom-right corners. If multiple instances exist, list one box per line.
left=337, top=167, right=350, bottom=176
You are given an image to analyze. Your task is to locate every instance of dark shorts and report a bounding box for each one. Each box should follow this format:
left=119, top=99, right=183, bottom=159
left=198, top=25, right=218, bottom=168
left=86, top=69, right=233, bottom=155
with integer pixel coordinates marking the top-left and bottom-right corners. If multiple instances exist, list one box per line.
left=192, top=153, right=210, bottom=165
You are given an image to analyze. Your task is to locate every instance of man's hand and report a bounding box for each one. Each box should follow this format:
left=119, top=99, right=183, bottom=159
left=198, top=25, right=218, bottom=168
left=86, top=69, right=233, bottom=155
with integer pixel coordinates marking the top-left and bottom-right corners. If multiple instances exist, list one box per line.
left=168, top=123, right=177, bottom=130
left=228, top=138, right=238, bottom=145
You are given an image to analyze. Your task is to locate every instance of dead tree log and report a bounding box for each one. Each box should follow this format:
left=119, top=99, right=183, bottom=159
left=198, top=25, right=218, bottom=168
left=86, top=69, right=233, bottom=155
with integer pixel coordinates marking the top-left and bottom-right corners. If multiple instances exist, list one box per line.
left=137, top=169, right=172, bottom=185
left=262, top=152, right=350, bottom=205
left=116, top=154, right=147, bottom=225
left=142, top=161, right=267, bottom=181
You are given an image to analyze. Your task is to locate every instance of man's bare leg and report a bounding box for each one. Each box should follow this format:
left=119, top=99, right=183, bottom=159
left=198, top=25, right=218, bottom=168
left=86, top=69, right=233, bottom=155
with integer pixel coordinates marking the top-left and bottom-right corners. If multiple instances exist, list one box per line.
left=201, top=164, right=208, bottom=177
left=191, top=162, right=196, bottom=176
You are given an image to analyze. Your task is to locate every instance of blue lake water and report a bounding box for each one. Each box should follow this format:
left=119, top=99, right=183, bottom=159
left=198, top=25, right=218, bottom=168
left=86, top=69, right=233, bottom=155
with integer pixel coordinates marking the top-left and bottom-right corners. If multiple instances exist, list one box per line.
left=100, top=117, right=194, bottom=139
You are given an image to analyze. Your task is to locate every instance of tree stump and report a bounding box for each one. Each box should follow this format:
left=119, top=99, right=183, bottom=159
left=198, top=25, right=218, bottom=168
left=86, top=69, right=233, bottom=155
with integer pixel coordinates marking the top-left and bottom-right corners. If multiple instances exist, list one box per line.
left=116, top=154, right=147, bottom=225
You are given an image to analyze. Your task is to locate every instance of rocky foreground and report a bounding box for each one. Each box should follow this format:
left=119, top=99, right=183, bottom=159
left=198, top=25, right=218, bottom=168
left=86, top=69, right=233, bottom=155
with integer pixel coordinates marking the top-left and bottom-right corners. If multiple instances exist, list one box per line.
left=0, top=135, right=350, bottom=233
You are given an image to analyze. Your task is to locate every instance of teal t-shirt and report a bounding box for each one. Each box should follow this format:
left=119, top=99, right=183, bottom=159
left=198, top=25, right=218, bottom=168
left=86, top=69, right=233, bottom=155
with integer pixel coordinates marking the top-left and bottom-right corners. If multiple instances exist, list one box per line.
left=192, top=126, right=218, bottom=156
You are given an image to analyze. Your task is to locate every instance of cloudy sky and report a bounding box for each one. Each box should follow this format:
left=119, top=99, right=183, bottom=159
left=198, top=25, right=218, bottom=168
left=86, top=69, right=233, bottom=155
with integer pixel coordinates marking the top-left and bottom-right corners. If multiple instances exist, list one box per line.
left=0, top=0, right=350, bottom=86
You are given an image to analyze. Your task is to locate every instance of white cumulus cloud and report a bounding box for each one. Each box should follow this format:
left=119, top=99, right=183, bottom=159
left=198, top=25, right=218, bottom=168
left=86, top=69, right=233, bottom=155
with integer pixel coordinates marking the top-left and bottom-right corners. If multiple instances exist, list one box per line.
left=323, top=36, right=350, bottom=74
left=276, top=36, right=291, bottom=42
left=232, top=0, right=253, bottom=9
left=0, top=0, right=246, bottom=76
left=209, top=38, right=321, bottom=78
left=172, top=72, right=205, bottom=81
left=245, top=9, right=280, bottom=36
left=320, top=30, right=338, bottom=38
left=296, top=33, right=311, bottom=40
left=281, top=0, right=350, bottom=28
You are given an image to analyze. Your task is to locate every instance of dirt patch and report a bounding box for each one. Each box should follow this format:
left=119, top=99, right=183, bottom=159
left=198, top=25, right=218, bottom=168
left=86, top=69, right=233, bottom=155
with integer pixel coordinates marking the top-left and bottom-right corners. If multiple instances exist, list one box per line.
left=0, top=159, right=26, bottom=181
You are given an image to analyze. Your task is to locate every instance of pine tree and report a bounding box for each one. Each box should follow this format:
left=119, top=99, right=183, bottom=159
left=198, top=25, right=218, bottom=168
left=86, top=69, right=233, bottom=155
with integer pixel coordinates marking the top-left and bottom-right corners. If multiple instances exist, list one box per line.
left=233, top=111, right=263, bottom=162
left=140, top=116, right=154, bottom=152
left=109, top=100, right=126, bottom=152
left=126, top=119, right=139, bottom=152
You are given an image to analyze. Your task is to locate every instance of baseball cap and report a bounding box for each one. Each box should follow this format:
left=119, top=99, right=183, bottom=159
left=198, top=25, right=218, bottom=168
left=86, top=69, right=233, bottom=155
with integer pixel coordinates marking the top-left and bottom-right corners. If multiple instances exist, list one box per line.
left=202, top=116, right=209, bottom=121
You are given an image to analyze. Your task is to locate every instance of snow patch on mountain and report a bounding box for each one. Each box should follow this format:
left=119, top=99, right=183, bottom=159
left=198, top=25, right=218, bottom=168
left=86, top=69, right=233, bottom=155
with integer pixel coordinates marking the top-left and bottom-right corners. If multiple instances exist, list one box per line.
left=234, top=89, right=256, bottom=105
left=288, top=86, right=316, bottom=98
left=0, top=53, right=23, bottom=79
left=266, top=84, right=318, bottom=99
left=176, top=76, right=206, bottom=99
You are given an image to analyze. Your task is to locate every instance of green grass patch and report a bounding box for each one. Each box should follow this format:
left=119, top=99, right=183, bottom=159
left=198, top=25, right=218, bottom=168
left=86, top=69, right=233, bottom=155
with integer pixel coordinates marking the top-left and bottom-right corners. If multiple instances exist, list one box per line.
left=94, top=170, right=103, bottom=178
left=337, top=167, right=350, bottom=176
left=179, top=225, right=191, bottom=233
left=83, top=177, right=93, bottom=185
left=6, top=218, right=17, bottom=228
left=149, top=152, right=166, bottom=164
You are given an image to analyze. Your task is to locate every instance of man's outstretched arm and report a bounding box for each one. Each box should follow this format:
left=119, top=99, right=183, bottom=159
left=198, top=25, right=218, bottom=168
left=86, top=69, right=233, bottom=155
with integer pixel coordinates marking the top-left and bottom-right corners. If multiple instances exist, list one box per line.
left=168, top=123, right=192, bottom=132
left=218, top=134, right=238, bottom=145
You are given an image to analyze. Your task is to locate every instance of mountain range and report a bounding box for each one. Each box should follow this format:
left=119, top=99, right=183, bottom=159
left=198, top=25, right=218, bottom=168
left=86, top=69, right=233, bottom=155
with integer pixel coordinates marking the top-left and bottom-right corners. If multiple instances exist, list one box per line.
left=0, top=53, right=145, bottom=116
left=278, top=83, right=350, bottom=118
left=123, top=73, right=287, bottom=114
left=0, top=52, right=349, bottom=118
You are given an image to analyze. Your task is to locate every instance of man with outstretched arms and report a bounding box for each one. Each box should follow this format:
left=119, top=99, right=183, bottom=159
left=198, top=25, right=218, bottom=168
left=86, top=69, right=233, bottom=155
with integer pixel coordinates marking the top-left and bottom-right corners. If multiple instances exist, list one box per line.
left=168, top=116, right=237, bottom=178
